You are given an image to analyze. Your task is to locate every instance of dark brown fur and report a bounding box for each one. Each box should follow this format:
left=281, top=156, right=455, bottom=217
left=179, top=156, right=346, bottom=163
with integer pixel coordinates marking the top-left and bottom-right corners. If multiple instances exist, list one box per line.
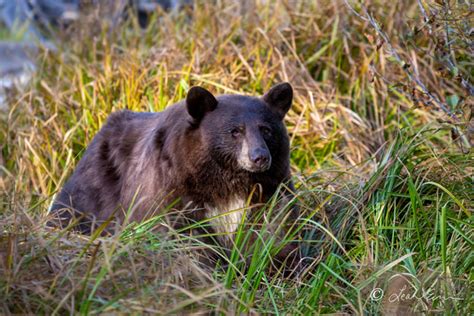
left=50, top=83, right=296, bottom=239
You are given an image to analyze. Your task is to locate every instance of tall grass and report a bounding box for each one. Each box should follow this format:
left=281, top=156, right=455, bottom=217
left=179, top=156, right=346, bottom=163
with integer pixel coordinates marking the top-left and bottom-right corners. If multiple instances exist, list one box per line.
left=1, top=0, right=472, bottom=314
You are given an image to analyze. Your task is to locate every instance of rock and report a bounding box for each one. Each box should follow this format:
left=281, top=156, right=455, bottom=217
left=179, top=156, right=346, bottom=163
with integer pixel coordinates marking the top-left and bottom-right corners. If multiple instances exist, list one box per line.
left=0, top=42, right=36, bottom=111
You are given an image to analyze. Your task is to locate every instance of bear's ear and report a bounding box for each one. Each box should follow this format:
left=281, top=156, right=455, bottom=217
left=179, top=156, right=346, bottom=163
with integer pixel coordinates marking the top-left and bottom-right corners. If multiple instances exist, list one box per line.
left=186, top=86, right=218, bottom=122
left=263, top=82, right=293, bottom=120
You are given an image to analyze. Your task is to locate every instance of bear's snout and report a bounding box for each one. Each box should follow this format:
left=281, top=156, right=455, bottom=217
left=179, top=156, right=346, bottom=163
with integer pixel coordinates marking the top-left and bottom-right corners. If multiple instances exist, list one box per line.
left=249, top=148, right=271, bottom=171
left=237, top=130, right=273, bottom=173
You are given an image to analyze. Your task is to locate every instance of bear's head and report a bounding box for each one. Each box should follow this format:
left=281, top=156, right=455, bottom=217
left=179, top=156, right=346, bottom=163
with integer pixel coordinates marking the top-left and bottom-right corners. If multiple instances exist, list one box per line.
left=186, top=83, right=293, bottom=173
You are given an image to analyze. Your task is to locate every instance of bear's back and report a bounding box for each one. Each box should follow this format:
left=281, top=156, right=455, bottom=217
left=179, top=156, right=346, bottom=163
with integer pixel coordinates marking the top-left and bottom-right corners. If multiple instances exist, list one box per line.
left=50, top=109, right=163, bottom=228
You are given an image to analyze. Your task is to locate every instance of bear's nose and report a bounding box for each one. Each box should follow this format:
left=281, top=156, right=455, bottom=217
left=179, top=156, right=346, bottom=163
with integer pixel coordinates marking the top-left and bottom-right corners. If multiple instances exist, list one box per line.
left=249, top=148, right=271, bottom=169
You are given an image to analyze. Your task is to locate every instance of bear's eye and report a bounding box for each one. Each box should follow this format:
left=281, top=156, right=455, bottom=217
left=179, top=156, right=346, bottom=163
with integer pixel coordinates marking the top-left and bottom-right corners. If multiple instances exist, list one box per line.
left=260, top=126, right=272, bottom=137
left=231, top=128, right=242, bottom=137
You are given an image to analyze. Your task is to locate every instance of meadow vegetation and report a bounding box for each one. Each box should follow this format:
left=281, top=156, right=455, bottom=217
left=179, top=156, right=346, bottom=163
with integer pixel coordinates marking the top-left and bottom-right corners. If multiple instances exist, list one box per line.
left=1, top=0, right=472, bottom=314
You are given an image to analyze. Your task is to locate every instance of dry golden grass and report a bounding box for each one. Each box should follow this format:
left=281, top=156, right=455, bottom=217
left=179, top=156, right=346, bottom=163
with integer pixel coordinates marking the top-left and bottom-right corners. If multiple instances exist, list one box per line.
left=1, top=0, right=472, bottom=314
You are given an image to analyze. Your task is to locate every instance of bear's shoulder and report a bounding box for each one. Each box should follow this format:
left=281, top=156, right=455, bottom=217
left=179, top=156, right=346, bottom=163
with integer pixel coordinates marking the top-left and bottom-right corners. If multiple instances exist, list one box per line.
left=105, top=110, right=157, bottom=126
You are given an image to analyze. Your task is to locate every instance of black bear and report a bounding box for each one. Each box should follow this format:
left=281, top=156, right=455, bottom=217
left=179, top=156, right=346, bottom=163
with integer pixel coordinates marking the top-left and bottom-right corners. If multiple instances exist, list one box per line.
left=50, top=82, right=296, bottom=247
